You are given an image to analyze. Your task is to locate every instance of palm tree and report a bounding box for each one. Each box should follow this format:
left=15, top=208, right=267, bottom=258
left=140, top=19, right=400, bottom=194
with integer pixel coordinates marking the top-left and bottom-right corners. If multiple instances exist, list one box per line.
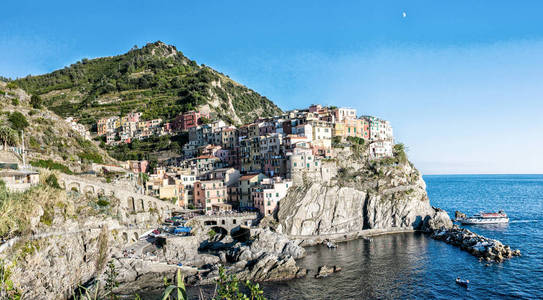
left=0, top=126, right=19, bottom=150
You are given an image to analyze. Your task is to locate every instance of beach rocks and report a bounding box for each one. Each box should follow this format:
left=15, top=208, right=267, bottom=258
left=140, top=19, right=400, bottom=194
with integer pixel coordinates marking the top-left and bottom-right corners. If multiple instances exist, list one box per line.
left=227, top=228, right=305, bottom=261
left=455, top=211, right=467, bottom=220
left=236, top=253, right=307, bottom=281
left=315, top=265, right=342, bottom=278
left=430, top=226, right=521, bottom=262
left=422, top=208, right=453, bottom=232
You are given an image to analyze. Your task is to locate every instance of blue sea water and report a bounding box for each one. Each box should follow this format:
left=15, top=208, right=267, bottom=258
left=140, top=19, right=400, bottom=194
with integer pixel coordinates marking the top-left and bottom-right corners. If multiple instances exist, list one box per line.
left=186, top=175, right=543, bottom=299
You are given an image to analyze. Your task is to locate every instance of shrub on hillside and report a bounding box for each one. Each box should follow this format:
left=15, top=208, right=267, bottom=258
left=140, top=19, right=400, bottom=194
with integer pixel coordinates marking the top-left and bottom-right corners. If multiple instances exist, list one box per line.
left=8, top=112, right=29, bottom=131
left=30, top=159, right=73, bottom=174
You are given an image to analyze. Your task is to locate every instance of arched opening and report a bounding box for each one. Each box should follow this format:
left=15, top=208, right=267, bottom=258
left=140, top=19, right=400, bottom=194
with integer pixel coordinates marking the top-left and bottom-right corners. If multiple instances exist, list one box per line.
left=122, top=232, right=128, bottom=242
left=232, top=219, right=237, bottom=225
left=209, top=226, right=228, bottom=242
left=204, top=220, right=218, bottom=226
left=134, top=232, right=139, bottom=241
left=83, top=185, right=95, bottom=195
left=231, top=226, right=251, bottom=243
left=127, top=197, right=136, bottom=213
left=68, top=182, right=80, bottom=192
left=221, top=219, right=226, bottom=225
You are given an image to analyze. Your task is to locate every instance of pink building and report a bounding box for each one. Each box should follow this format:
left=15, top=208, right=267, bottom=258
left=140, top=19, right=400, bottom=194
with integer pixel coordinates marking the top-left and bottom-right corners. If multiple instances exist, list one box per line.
left=174, top=110, right=210, bottom=131
left=193, top=180, right=228, bottom=211
left=128, top=160, right=148, bottom=173
left=253, top=177, right=292, bottom=216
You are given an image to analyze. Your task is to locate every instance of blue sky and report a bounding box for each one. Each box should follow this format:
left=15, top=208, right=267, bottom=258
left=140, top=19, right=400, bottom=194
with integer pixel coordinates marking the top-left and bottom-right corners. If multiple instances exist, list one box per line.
left=1, top=1, right=543, bottom=174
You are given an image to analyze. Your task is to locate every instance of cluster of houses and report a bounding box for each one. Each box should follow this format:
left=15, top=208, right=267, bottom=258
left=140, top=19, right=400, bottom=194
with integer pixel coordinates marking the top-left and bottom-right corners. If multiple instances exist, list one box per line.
left=65, top=117, right=91, bottom=140
left=97, top=112, right=173, bottom=145
left=143, top=104, right=395, bottom=216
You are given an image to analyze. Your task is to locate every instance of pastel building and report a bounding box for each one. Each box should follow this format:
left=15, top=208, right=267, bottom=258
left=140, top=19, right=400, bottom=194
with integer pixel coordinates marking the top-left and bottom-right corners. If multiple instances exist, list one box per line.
left=333, top=107, right=357, bottom=122
left=253, top=177, right=292, bottom=216
left=193, top=180, right=227, bottom=211
left=238, top=173, right=268, bottom=208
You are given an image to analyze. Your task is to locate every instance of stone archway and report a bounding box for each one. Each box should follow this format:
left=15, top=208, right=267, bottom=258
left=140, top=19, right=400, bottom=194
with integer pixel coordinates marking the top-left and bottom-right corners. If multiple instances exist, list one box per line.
left=83, top=185, right=95, bottom=195
left=68, top=182, right=80, bottom=192
left=209, top=226, right=228, bottom=241
left=122, top=232, right=128, bottom=243
left=127, top=197, right=136, bottom=213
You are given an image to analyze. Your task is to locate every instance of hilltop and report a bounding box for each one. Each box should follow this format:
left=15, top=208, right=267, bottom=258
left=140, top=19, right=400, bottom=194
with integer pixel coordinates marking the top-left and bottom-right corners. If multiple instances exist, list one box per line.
left=13, top=41, right=282, bottom=126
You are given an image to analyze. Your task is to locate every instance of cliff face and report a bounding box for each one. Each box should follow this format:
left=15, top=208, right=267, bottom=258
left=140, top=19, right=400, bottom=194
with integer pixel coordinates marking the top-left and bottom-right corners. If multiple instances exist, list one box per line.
left=277, top=147, right=451, bottom=239
left=0, top=178, right=175, bottom=300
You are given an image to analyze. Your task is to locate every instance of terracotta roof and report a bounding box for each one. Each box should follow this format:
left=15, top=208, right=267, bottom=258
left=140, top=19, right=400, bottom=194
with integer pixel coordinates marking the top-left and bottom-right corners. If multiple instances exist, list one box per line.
left=240, top=174, right=259, bottom=180
left=196, top=155, right=216, bottom=159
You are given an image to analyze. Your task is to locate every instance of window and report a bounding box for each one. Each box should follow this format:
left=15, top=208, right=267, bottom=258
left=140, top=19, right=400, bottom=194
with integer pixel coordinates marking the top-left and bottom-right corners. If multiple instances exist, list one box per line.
left=276, top=193, right=279, bottom=197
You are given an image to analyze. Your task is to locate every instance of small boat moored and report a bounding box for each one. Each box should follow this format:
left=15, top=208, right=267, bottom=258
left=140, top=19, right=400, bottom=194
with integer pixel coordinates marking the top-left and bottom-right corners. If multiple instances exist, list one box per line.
left=456, top=277, right=469, bottom=288
left=457, top=210, right=509, bottom=225
left=325, top=241, right=337, bottom=249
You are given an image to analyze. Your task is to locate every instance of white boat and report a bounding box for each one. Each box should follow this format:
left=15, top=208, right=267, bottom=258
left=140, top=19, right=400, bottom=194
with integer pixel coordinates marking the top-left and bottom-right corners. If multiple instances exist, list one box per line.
left=326, top=241, right=337, bottom=249
left=457, top=210, right=509, bottom=225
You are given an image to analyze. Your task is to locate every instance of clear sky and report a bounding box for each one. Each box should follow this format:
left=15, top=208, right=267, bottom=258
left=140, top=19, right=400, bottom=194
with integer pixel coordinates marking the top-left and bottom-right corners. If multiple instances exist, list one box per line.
left=1, top=1, right=542, bottom=174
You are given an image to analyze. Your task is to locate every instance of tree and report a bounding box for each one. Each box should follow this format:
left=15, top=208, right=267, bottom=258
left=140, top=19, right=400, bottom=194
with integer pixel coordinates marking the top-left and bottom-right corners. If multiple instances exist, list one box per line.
left=8, top=112, right=29, bottom=131
left=0, top=126, right=19, bottom=149
left=30, top=94, right=42, bottom=109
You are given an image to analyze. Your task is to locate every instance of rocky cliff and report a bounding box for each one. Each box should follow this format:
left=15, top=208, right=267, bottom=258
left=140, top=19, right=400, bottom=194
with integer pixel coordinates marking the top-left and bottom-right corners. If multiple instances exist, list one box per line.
left=277, top=146, right=452, bottom=243
left=0, top=173, right=175, bottom=300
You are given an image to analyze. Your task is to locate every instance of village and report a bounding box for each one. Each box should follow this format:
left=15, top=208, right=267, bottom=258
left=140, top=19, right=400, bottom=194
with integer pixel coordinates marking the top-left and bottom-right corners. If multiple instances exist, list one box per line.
left=92, top=104, right=395, bottom=217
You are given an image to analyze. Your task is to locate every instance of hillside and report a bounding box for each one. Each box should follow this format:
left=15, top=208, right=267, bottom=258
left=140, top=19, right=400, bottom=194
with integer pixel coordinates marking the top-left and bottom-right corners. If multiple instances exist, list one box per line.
left=0, top=81, right=115, bottom=173
left=13, top=41, right=283, bottom=126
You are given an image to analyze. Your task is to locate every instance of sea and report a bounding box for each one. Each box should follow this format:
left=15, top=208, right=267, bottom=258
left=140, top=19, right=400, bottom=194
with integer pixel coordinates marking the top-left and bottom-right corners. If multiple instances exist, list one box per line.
left=183, top=174, right=543, bottom=299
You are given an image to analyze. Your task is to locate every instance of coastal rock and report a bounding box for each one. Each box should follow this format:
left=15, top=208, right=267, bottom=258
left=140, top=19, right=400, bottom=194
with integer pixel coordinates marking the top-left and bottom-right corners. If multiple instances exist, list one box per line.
left=237, top=253, right=306, bottom=282
left=422, top=208, right=453, bottom=232
left=430, top=226, right=520, bottom=262
left=314, top=265, right=341, bottom=278
left=277, top=149, right=451, bottom=239
left=227, top=228, right=305, bottom=261
left=162, top=236, right=199, bottom=264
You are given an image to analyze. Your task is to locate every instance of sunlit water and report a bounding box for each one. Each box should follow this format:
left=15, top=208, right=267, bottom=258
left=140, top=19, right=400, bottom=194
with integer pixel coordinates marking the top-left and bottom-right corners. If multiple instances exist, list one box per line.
left=179, top=175, right=543, bottom=299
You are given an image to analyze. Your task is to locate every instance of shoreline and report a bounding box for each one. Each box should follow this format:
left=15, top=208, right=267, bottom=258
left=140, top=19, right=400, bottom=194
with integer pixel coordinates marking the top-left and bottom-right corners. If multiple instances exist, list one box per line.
left=289, top=227, right=418, bottom=246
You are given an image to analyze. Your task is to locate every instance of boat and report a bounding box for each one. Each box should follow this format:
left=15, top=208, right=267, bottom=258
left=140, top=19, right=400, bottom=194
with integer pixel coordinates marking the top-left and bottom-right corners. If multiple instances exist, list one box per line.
left=457, top=210, right=509, bottom=225
left=456, top=278, right=469, bottom=288
left=326, top=241, right=337, bottom=249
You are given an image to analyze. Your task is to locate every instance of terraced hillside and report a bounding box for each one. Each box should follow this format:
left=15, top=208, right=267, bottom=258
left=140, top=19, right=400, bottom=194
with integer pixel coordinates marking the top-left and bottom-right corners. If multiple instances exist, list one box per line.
left=14, top=41, right=282, bottom=126
left=0, top=81, right=115, bottom=173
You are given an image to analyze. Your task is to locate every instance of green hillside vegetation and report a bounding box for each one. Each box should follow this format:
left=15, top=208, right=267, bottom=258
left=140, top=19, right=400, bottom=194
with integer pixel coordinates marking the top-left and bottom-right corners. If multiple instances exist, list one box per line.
left=14, top=41, right=282, bottom=127
left=0, top=81, right=115, bottom=173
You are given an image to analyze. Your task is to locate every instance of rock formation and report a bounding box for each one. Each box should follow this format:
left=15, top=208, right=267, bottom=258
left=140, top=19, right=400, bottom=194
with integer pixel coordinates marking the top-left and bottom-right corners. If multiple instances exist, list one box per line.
left=431, top=226, right=521, bottom=262
left=277, top=147, right=452, bottom=242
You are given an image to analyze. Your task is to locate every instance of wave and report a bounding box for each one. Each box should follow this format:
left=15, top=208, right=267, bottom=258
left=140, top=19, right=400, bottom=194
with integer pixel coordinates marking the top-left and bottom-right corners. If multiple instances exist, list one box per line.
left=509, top=220, right=539, bottom=224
